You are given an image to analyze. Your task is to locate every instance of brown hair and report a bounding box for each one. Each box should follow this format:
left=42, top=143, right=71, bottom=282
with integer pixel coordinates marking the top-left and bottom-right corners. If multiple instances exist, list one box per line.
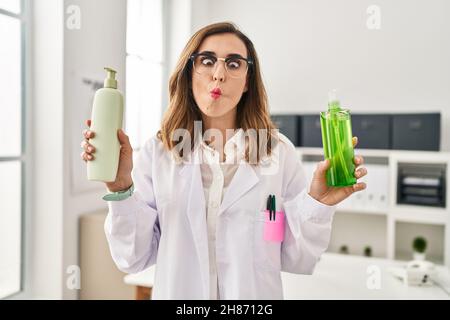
left=157, top=22, right=278, bottom=163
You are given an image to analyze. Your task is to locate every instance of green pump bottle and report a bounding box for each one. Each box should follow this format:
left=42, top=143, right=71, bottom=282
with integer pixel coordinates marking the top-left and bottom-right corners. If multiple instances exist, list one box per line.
left=87, top=67, right=124, bottom=182
left=320, top=90, right=356, bottom=187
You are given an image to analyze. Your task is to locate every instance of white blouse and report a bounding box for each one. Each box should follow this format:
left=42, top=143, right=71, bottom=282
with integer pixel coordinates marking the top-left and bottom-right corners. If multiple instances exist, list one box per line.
left=199, top=129, right=245, bottom=300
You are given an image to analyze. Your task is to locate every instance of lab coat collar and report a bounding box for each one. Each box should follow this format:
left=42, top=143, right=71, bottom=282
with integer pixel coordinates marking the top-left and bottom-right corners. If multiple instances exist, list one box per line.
left=218, top=161, right=259, bottom=215
left=179, top=130, right=260, bottom=216
left=194, top=128, right=260, bottom=214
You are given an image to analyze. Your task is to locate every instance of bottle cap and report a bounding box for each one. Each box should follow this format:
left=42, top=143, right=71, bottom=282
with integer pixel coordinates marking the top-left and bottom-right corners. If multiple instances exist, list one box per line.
left=328, top=89, right=341, bottom=111
left=104, top=67, right=118, bottom=89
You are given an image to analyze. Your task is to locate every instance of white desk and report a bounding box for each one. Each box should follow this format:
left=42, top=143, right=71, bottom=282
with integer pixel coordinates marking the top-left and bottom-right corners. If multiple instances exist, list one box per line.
left=124, top=266, right=155, bottom=300
left=282, top=253, right=450, bottom=299
left=123, top=253, right=450, bottom=300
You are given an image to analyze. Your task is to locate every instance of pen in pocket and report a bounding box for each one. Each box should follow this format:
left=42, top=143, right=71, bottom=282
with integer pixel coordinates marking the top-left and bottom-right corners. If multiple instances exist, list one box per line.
left=272, top=195, right=276, bottom=221
left=266, top=194, right=277, bottom=221
left=266, top=195, right=272, bottom=221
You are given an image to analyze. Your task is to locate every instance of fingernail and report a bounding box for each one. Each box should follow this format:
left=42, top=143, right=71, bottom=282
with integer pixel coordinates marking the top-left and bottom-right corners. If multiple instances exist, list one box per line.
left=88, top=155, right=92, bottom=160
left=88, top=147, right=93, bottom=152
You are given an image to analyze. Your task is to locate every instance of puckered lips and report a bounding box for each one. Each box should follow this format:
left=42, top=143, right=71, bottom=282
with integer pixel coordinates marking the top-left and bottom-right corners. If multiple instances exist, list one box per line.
left=210, top=87, right=222, bottom=100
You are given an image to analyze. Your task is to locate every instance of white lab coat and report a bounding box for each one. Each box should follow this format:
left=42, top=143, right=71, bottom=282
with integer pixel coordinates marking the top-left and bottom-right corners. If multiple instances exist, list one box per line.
left=104, top=133, right=336, bottom=300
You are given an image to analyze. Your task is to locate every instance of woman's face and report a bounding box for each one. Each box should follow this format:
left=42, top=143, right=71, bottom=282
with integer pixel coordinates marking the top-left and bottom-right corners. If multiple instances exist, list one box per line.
left=192, top=33, right=248, bottom=119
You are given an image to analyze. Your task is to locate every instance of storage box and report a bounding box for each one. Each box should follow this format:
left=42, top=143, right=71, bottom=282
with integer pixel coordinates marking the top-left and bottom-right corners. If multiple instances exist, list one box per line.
left=271, top=114, right=301, bottom=146
left=392, top=113, right=440, bottom=151
left=300, top=114, right=322, bottom=147
left=352, top=114, right=391, bottom=149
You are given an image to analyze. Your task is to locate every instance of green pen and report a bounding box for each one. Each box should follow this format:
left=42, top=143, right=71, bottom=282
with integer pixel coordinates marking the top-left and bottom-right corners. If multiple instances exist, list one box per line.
left=272, top=195, right=277, bottom=221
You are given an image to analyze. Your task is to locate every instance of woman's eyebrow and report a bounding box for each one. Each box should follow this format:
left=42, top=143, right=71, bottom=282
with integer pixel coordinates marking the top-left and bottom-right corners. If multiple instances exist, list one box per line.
left=199, top=50, right=216, bottom=56
left=198, top=50, right=246, bottom=58
left=227, top=53, right=246, bottom=59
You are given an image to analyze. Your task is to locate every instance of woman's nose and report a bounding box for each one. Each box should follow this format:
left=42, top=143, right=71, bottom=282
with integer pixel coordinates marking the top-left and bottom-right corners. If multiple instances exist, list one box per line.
left=212, top=63, right=226, bottom=82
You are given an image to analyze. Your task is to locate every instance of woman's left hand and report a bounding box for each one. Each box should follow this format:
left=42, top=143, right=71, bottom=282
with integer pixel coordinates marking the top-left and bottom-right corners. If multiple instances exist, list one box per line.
left=308, top=136, right=367, bottom=206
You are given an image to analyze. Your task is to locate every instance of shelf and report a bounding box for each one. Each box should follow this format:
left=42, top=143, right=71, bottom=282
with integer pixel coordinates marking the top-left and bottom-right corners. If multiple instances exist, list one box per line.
left=390, top=151, right=450, bottom=163
left=297, top=147, right=392, bottom=158
left=299, top=146, right=450, bottom=268
left=298, top=147, right=450, bottom=159
left=334, top=207, right=446, bottom=224
left=392, top=208, right=447, bottom=225
left=336, top=208, right=387, bottom=216
left=329, top=211, right=388, bottom=258
left=395, top=252, right=444, bottom=265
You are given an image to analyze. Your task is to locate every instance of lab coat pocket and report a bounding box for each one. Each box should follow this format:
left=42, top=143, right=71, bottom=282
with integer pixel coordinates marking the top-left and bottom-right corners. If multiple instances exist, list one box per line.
left=263, top=210, right=285, bottom=242
left=253, top=211, right=282, bottom=271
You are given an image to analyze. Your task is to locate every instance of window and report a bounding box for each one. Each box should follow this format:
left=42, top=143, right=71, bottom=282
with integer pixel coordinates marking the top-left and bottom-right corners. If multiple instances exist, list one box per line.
left=126, top=0, right=165, bottom=151
left=0, top=0, right=25, bottom=299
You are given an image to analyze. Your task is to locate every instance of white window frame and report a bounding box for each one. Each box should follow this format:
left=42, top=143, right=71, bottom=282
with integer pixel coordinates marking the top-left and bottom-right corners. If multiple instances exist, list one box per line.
left=0, top=0, right=30, bottom=300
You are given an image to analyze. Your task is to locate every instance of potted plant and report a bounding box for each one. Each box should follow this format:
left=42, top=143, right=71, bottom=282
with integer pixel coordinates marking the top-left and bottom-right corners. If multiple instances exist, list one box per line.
left=339, top=245, right=349, bottom=255
left=364, top=246, right=372, bottom=257
left=412, top=236, right=427, bottom=261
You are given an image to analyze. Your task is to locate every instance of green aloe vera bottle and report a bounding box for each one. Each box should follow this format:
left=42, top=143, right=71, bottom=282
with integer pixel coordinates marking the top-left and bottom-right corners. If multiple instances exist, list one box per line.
left=320, top=90, right=356, bottom=187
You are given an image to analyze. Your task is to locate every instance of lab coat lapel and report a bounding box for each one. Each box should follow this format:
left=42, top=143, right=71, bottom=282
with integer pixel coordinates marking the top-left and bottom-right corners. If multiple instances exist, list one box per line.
left=179, top=148, right=209, bottom=298
left=219, top=162, right=259, bottom=215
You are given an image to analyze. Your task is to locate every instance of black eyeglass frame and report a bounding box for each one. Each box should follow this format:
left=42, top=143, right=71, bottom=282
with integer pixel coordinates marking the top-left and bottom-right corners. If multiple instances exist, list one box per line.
left=189, top=52, right=254, bottom=78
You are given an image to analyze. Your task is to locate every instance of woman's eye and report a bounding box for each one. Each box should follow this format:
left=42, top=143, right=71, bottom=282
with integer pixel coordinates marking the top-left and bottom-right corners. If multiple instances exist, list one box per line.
left=227, top=60, right=241, bottom=69
left=201, top=58, right=215, bottom=66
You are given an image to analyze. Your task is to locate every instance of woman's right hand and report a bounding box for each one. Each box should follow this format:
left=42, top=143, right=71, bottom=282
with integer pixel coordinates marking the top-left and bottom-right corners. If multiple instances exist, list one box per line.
left=81, top=119, right=134, bottom=192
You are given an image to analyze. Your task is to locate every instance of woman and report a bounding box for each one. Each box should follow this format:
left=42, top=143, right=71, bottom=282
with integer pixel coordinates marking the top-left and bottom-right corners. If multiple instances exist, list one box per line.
left=81, top=22, right=367, bottom=299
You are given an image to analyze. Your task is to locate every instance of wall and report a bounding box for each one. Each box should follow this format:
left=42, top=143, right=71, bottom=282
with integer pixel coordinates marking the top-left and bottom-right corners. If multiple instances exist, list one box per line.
left=29, top=0, right=64, bottom=299
left=191, top=0, right=450, bottom=150
left=166, top=0, right=192, bottom=74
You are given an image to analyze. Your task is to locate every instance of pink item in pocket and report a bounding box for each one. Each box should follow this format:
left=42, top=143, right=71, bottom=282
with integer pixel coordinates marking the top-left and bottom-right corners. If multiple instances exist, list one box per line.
left=263, top=210, right=285, bottom=242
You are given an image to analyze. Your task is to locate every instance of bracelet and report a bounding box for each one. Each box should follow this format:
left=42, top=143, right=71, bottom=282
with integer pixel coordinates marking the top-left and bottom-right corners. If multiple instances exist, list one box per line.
left=102, top=183, right=134, bottom=201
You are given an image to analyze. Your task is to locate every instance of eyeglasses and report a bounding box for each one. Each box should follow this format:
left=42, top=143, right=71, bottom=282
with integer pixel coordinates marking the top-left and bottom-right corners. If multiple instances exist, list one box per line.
left=190, top=52, right=253, bottom=79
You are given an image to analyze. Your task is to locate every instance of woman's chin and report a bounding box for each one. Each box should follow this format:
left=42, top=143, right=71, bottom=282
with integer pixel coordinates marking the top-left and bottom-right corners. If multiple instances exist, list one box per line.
left=200, top=103, right=228, bottom=117
left=202, top=109, right=227, bottom=118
